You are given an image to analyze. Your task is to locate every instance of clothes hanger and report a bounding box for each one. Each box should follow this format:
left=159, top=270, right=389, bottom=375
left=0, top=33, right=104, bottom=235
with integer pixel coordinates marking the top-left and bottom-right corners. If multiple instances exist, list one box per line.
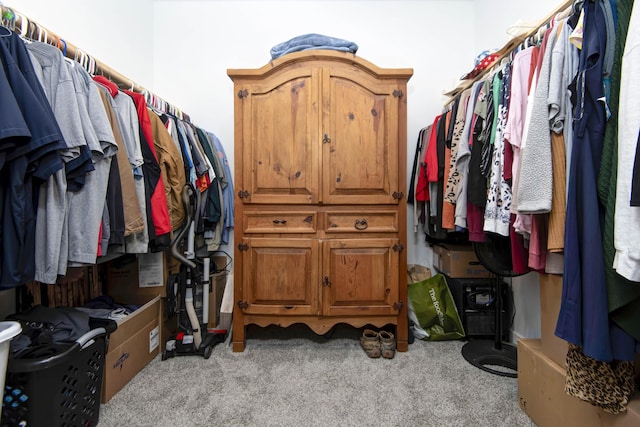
left=58, top=38, right=67, bottom=56
left=48, top=34, right=60, bottom=48
left=37, top=24, right=47, bottom=43
left=27, top=20, right=38, bottom=41
left=534, top=26, right=545, bottom=45
left=0, top=6, right=10, bottom=37
left=87, top=55, right=96, bottom=75
left=1, top=5, right=16, bottom=31
left=73, top=48, right=88, bottom=70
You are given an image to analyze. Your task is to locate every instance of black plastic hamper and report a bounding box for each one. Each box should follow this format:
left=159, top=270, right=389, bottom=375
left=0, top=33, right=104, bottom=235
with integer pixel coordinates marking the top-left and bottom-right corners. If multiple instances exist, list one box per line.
left=1, top=326, right=108, bottom=427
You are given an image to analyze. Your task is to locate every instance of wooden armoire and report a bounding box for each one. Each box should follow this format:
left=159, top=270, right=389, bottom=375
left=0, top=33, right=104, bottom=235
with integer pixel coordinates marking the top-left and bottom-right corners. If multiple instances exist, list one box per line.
left=227, top=50, right=413, bottom=352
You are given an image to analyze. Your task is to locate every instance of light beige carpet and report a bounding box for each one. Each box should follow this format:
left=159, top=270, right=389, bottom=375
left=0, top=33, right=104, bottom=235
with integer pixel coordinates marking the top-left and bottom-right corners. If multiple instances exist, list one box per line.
left=99, top=324, right=535, bottom=427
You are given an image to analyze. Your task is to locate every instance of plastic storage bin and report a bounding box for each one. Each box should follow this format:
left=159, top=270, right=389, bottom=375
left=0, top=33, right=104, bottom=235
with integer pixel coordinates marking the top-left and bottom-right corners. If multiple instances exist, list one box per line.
left=0, top=322, right=21, bottom=421
left=1, top=326, right=108, bottom=427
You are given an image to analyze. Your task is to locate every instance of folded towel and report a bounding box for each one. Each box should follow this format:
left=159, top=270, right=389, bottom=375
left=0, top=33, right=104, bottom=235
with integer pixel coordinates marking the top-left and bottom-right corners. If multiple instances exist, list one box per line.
left=270, top=33, right=358, bottom=59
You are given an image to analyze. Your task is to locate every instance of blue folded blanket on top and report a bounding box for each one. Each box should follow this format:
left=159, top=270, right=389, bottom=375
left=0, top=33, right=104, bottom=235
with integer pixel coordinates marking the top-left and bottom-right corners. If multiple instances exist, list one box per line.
left=270, top=33, right=358, bottom=60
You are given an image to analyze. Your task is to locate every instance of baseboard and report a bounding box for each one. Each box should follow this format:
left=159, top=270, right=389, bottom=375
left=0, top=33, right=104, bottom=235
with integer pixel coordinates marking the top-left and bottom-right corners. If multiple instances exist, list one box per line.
left=511, top=330, right=526, bottom=344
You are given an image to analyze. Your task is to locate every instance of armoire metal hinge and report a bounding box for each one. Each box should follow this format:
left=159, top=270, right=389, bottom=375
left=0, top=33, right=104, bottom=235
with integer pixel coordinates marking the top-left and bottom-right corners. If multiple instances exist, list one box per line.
left=237, top=89, right=248, bottom=99
left=238, top=190, right=250, bottom=199
left=237, top=300, right=249, bottom=309
left=393, top=89, right=403, bottom=98
left=393, top=243, right=405, bottom=253
left=393, top=301, right=404, bottom=311
left=393, top=191, right=404, bottom=200
left=238, top=243, right=249, bottom=251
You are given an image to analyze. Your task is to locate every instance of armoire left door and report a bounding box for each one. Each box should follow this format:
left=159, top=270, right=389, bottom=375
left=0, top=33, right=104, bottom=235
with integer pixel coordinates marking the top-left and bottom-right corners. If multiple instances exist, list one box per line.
left=236, top=67, right=321, bottom=205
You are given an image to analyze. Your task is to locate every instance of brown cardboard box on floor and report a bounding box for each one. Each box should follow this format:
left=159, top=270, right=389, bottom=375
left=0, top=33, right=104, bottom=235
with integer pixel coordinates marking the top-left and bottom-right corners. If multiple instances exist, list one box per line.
left=160, top=255, right=228, bottom=337
left=538, top=273, right=569, bottom=367
left=208, top=255, right=229, bottom=328
left=432, top=244, right=491, bottom=278
left=101, top=294, right=161, bottom=403
left=518, top=339, right=640, bottom=427
left=104, top=252, right=181, bottom=299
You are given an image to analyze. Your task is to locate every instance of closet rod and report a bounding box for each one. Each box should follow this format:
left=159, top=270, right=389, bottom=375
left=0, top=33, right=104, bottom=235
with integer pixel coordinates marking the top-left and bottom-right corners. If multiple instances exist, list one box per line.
left=0, top=3, right=188, bottom=120
left=444, top=0, right=574, bottom=99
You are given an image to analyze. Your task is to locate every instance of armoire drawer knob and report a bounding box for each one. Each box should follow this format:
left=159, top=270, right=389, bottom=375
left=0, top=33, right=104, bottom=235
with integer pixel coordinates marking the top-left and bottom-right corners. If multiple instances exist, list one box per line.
left=354, top=219, right=368, bottom=230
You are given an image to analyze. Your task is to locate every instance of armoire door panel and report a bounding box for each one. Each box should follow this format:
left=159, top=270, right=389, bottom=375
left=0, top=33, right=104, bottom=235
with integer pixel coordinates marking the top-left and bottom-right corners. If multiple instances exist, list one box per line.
left=322, top=70, right=399, bottom=205
left=322, top=239, right=399, bottom=316
left=242, top=239, right=319, bottom=315
left=241, top=69, right=321, bottom=204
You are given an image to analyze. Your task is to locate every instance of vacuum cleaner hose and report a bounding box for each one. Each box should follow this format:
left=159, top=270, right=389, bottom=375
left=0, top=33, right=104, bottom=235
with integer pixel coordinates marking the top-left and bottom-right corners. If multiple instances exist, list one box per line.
left=171, top=185, right=197, bottom=271
left=171, top=184, right=203, bottom=349
left=185, top=287, right=202, bottom=349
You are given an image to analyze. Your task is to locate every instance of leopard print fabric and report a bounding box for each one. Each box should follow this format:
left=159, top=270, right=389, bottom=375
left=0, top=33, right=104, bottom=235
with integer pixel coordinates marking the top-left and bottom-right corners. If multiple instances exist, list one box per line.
left=564, top=343, right=636, bottom=414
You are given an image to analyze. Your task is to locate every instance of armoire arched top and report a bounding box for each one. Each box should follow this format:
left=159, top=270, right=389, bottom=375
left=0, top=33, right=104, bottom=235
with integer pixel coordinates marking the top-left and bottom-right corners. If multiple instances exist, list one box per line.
left=227, top=49, right=414, bottom=81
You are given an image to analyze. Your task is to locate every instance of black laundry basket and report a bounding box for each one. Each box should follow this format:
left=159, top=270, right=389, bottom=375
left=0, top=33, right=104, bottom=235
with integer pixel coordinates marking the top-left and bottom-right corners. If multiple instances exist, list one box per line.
left=1, top=326, right=108, bottom=427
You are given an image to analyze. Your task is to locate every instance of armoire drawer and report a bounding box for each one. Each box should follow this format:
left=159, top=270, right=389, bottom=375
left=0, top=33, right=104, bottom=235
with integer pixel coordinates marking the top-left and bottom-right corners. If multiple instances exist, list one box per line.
left=325, top=211, right=399, bottom=233
left=243, top=212, right=317, bottom=233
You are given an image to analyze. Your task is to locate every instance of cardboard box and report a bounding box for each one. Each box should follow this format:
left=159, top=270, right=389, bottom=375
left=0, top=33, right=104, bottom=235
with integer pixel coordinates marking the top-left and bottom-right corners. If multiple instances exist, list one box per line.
left=104, top=252, right=181, bottom=299
left=539, top=273, right=569, bottom=367
left=518, top=339, right=640, bottom=427
left=432, top=244, right=491, bottom=278
left=101, top=295, right=161, bottom=403
left=208, top=256, right=228, bottom=328
left=160, top=255, right=228, bottom=338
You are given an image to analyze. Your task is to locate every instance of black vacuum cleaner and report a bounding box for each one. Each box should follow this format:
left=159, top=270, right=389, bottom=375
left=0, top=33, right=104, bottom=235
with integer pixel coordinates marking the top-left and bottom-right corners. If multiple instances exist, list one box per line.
left=162, top=184, right=226, bottom=360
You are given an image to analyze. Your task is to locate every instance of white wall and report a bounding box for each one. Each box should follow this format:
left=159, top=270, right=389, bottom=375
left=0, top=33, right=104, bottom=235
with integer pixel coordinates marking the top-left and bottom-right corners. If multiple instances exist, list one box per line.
left=473, top=0, right=568, bottom=51
left=1, top=0, right=560, bottom=340
left=5, top=0, right=155, bottom=88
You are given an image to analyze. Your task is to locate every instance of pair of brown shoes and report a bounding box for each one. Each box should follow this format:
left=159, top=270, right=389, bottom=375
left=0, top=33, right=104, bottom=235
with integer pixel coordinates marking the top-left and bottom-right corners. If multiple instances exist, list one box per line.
left=360, top=329, right=396, bottom=359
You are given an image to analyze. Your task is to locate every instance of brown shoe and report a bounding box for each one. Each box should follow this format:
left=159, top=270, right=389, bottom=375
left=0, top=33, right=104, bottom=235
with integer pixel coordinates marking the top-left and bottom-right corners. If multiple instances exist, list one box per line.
left=379, top=331, right=396, bottom=359
left=360, top=329, right=381, bottom=358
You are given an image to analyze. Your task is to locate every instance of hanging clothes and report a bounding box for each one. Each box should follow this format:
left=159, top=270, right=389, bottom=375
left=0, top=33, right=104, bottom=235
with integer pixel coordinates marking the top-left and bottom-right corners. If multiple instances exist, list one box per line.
left=444, top=88, right=471, bottom=211
left=454, top=80, right=484, bottom=230
left=124, top=90, right=172, bottom=252
left=148, top=109, right=186, bottom=231
left=609, top=0, right=640, bottom=340
left=97, top=87, right=145, bottom=239
left=483, top=69, right=512, bottom=237
left=517, top=26, right=559, bottom=215
left=114, top=90, right=149, bottom=254
left=0, top=18, right=231, bottom=291
left=65, top=64, right=118, bottom=267
left=409, top=125, right=431, bottom=233
left=433, top=113, right=449, bottom=240
left=467, top=81, right=489, bottom=243
left=0, top=32, right=65, bottom=289
left=208, top=132, right=235, bottom=245
left=441, top=103, right=457, bottom=231
left=547, top=18, right=578, bottom=255
left=614, top=0, right=640, bottom=282
left=556, top=0, right=636, bottom=365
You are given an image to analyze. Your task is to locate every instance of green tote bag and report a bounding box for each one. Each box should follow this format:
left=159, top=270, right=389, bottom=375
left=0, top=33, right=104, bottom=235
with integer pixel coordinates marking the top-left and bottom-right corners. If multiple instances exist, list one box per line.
left=408, top=273, right=465, bottom=341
